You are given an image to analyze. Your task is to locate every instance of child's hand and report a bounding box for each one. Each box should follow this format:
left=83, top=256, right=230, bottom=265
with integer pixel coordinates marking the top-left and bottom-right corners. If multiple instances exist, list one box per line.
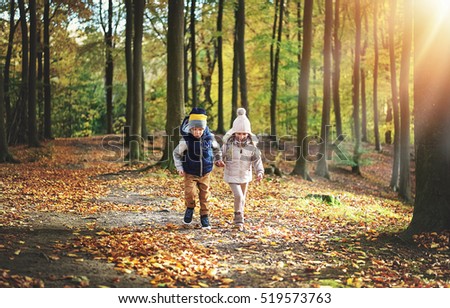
left=178, top=170, right=185, bottom=176
left=215, top=160, right=225, bottom=167
left=256, top=173, right=263, bottom=182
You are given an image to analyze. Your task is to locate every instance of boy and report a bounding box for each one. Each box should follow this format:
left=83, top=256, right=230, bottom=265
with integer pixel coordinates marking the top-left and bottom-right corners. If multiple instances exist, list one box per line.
left=173, top=108, right=224, bottom=229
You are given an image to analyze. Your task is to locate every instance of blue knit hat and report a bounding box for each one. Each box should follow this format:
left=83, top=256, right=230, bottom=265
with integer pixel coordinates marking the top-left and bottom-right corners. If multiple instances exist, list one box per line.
left=187, top=107, right=207, bottom=129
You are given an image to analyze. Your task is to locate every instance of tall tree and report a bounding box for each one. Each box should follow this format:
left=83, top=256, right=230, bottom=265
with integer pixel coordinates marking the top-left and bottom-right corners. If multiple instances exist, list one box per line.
left=43, top=0, right=52, bottom=140
left=351, top=0, right=362, bottom=175
left=236, top=0, right=248, bottom=114
left=388, top=0, right=400, bottom=190
left=141, top=69, right=147, bottom=138
left=190, top=0, right=198, bottom=107
left=101, top=0, right=115, bottom=134
left=398, top=0, right=412, bottom=202
left=198, top=33, right=217, bottom=121
left=4, top=0, right=16, bottom=137
left=292, top=0, right=312, bottom=181
left=269, top=0, right=284, bottom=138
left=28, top=0, right=40, bottom=147
left=125, top=0, right=133, bottom=144
left=37, top=21, right=43, bottom=136
left=332, top=0, right=342, bottom=139
left=0, top=70, right=16, bottom=163
left=316, top=0, right=332, bottom=179
left=129, top=0, right=144, bottom=162
left=230, top=1, right=239, bottom=126
left=404, top=0, right=450, bottom=237
left=17, top=0, right=28, bottom=144
left=360, top=3, right=368, bottom=143
left=161, top=0, right=185, bottom=169
left=372, top=0, right=381, bottom=152
left=216, top=0, right=225, bottom=134
left=270, top=0, right=279, bottom=85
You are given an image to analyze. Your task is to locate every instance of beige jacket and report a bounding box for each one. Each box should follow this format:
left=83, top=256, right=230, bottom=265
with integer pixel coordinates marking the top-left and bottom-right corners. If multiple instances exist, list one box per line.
left=222, top=137, right=264, bottom=184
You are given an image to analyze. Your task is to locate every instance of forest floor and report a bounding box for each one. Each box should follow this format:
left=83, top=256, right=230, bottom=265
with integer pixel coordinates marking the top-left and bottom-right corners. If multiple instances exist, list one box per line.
left=0, top=136, right=449, bottom=288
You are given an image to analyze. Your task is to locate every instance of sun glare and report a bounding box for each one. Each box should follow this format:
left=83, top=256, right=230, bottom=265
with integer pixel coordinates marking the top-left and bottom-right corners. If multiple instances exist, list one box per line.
left=425, top=1, right=450, bottom=23
left=414, top=0, right=450, bottom=69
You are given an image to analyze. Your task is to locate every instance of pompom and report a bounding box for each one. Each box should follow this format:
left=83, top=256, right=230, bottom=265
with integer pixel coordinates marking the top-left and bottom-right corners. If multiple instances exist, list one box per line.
left=237, top=108, right=246, bottom=116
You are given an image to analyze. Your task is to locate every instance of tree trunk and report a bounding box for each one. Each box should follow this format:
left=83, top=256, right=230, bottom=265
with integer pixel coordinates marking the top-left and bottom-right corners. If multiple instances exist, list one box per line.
left=361, top=68, right=367, bottom=142
left=43, top=0, right=52, bottom=140
left=403, top=0, right=450, bottom=237
left=4, top=0, right=16, bottom=138
left=332, top=0, right=342, bottom=140
left=292, top=0, right=312, bottom=181
left=161, top=0, right=185, bottom=170
left=316, top=0, right=332, bottom=179
left=360, top=4, right=368, bottom=143
left=398, top=0, right=412, bottom=203
left=216, top=0, right=225, bottom=134
left=184, top=31, right=189, bottom=106
left=372, top=0, right=382, bottom=152
left=275, top=0, right=285, bottom=138
left=270, top=0, right=284, bottom=138
left=130, top=0, right=144, bottom=162
left=0, top=70, right=16, bottom=163
left=37, top=26, right=43, bottom=137
left=190, top=0, right=197, bottom=108
left=389, top=0, right=400, bottom=190
left=141, top=68, right=147, bottom=138
left=231, top=3, right=239, bottom=127
left=352, top=0, right=361, bottom=175
left=237, top=0, right=249, bottom=114
left=28, top=0, right=40, bottom=147
left=17, top=0, right=28, bottom=144
left=125, top=0, right=133, bottom=145
left=270, top=0, right=279, bottom=84
left=200, top=42, right=216, bottom=122
left=105, top=0, right=114, bottom=134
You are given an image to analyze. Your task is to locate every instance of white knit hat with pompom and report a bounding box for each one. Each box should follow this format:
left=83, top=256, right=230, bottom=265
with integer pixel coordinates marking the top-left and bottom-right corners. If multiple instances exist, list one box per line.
left=231, top=108, right=252, bottom=134
left=223, top=108, right=258, bottom=144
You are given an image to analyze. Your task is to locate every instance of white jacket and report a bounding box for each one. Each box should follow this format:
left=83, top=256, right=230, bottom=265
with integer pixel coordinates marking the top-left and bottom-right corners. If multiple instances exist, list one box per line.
left=222, top=137, right=264, bottom=184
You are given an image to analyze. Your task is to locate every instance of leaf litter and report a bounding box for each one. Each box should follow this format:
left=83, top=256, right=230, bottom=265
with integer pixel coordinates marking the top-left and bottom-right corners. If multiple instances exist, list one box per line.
left=0, top=137, right=449, bottom=287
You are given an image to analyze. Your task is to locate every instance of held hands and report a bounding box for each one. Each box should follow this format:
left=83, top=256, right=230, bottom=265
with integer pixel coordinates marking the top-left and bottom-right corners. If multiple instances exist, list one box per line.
left=215, top=160, right=225, bottom=167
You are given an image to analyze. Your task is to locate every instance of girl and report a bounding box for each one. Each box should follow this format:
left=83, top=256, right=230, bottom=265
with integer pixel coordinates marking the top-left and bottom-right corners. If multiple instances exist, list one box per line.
left=222, top=108, right=264, bottom=230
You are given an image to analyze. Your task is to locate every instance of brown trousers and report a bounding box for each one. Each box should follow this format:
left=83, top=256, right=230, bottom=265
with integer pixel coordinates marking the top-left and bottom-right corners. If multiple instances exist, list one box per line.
left=184, top=173, right=211, bottom=216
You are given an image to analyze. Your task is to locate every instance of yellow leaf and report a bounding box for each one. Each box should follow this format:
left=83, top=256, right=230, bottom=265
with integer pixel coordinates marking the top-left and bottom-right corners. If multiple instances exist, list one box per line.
left=152, top=262, right=165, bottom=269
left=96, top=231, right=110, bottom=236
left=198, top=282, right=209, bottom=288
left=271, top=275, right=283, bottom=281
left=220, top=278, right=234, bottom=284
left=14, top=249, right=21, bottom=256
left=206, top=268, right=217, bottom=277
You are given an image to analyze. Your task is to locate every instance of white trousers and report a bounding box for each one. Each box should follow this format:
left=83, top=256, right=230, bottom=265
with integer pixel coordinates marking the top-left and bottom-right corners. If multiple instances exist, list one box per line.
left=229, top=183, right=248, bottom=223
